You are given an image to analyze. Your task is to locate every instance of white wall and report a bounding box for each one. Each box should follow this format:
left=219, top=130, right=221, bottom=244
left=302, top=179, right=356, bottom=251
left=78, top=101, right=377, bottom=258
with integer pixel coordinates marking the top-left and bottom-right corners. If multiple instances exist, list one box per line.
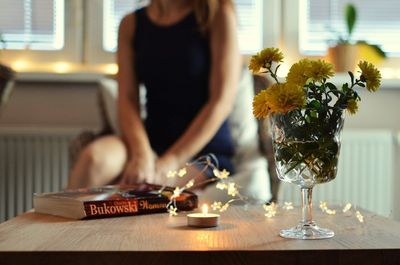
left=1, top=77, right=400, bottom=221
left=2, top=79, right=399, bottom=130
left=344, top=88, right=400, bottom=130
left=342, top=87, right=400, bottom=221
left=0, top=80, right=101, bottom=129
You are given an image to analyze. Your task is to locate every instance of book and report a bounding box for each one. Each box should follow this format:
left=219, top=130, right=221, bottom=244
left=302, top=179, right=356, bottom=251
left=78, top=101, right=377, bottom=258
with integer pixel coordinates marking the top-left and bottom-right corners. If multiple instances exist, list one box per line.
left=33, top=183, right=198, bottom=220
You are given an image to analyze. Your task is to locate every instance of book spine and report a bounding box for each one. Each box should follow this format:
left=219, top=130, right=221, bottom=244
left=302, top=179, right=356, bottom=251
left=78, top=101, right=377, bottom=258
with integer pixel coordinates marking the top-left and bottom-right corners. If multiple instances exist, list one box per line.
left=83, top=198, right=170, bottom=219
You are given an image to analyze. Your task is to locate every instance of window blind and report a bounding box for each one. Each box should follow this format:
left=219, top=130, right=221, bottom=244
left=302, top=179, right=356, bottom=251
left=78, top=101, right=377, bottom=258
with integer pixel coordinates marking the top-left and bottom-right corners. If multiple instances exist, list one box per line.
left=300, top=0, right=400, bottom=56
left=0, top=0, right=64, bottom=50
left=103, top=0, right=148, bottom=52
left=236, top=0, right=262, bottom=54
left=102, top=0, right=262, bottom=54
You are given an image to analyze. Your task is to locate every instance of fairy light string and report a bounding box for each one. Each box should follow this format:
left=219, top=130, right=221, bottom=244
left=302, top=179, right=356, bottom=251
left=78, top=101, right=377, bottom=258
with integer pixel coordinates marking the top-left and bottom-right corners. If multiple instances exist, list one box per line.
left=162, top=154, right=365, bottom=224
left=262, top=200, right=365, bottom=224
left=162, top=155, right=247, bottom=216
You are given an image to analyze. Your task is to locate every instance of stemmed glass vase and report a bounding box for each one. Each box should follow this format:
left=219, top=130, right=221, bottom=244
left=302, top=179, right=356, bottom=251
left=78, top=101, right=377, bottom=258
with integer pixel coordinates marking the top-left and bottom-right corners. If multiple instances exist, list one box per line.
left=270, top=109, right=344, bottom=239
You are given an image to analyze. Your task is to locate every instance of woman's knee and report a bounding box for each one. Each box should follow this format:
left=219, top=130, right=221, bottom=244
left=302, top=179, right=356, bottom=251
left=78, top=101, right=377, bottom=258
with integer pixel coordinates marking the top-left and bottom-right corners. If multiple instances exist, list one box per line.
left=72, top=136, right=128, bottom=187
left=87, top=136, right=127, bottom=166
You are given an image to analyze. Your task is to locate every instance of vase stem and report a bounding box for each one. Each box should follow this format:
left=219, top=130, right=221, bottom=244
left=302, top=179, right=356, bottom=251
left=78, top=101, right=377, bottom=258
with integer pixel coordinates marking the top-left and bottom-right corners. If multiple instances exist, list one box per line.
left=301, top=188, right=313, bottom=224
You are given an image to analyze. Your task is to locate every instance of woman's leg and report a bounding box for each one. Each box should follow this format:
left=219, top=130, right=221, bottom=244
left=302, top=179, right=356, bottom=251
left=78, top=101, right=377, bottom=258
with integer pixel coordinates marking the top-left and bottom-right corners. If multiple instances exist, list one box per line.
left=67, top=135, right=128, bottom=189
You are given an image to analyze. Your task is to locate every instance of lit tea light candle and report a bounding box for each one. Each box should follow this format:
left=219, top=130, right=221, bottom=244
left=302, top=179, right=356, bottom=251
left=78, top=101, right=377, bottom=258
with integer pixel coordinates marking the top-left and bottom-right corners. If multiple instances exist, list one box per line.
left=187, top=204, right=220, bottom=228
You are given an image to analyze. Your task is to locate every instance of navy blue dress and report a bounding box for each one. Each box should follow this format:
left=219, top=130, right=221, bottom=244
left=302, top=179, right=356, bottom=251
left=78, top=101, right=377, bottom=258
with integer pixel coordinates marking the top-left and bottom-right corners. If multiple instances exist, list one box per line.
left=133, top=8, right=235, bottom=173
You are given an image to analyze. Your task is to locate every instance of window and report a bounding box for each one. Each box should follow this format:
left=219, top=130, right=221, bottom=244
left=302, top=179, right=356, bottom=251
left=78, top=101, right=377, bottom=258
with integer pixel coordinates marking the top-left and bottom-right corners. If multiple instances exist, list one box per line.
left=103, top=0, right=148, bottom=52
left=101, top=0, right=263, bottom=54
left=0, top=0, right=64, bottom=50
left=300, top=0, right=400, bottom=56
left=236, top=0, right=263, bottom=54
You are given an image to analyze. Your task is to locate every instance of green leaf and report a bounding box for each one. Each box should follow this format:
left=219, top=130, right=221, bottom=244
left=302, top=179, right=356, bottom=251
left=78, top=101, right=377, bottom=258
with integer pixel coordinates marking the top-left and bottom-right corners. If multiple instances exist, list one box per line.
left=369, top=44, right=387, bottom=58
left=348, top=71, right=354, bottom=85
left=325, top=82, right=338, bottom=91
left=310, top=110, right=318, bottom=118
left=274, top=64, right=281, bottom=75
left=345, top=4, right=357, bottom=40
left=342, top=83, right=349, bottom=92
left=352, top=91, right=360, bottom=100
left=309, top=100, right=321, bottom=109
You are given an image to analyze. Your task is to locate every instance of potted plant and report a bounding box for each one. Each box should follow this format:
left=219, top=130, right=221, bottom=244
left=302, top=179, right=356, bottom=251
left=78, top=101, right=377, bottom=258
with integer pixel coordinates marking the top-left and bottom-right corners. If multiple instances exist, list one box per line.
left=327, top=4, right=386, bottom=72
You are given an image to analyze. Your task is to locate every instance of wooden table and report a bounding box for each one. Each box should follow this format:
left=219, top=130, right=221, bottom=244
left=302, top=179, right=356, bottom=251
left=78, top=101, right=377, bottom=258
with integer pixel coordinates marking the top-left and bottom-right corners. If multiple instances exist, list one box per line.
left=0, top=206, right=400, bottom=265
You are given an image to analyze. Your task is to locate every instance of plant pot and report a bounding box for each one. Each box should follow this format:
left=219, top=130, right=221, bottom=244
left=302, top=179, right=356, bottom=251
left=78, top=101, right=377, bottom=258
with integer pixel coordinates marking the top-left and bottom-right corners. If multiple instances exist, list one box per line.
left=327, top=44, right=359, bottom=73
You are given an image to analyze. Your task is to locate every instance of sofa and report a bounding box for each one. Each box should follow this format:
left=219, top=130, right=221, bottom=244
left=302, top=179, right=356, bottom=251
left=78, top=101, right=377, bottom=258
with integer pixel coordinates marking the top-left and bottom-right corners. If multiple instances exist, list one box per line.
left=69, top=68, right=279, bottom=203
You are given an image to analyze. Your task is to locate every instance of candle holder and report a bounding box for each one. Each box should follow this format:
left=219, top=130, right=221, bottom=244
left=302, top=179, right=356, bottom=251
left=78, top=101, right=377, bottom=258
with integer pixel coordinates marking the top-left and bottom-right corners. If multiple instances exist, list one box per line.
left=187, top=204, right=220, bottom=228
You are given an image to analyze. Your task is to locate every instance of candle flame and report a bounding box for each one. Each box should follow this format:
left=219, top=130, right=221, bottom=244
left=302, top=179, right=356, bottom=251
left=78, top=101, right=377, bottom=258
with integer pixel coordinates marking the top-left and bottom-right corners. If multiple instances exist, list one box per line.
left=202, top=204, right=208, bottom=215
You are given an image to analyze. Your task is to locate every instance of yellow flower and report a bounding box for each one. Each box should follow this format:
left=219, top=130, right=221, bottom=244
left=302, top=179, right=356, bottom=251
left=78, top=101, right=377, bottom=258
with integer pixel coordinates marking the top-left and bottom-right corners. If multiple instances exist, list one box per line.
left=248, top=55, right=265, bottom=73
left=252, top=89, right=270, bottom=119
left=266, top=83, right=306, bottom=113
left=286, top=59, right=312, bottom=86
left=358, top=61, right=381, bottom=92
left=248, top=48, right=284, bottom=73
left=305, top=59, right=334, bottom=82
left=346, top=99, right=359, bottom=115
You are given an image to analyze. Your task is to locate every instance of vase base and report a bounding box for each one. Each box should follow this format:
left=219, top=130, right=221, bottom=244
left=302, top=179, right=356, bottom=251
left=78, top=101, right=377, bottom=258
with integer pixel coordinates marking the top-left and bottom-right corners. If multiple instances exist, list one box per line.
left=279, top=221, right=334, bottom=240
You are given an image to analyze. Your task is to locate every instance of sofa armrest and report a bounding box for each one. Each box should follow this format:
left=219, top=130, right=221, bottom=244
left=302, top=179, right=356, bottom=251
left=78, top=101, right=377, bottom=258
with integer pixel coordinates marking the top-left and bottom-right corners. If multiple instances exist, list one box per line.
left=253, top=74, right=280, bottom=203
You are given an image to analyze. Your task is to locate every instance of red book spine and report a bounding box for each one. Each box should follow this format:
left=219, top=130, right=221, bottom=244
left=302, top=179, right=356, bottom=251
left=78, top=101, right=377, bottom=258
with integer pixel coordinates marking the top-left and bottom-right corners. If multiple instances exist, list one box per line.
left=83, top=195, right=197, bottom=219
left=83, top=198, right=170, bottom=219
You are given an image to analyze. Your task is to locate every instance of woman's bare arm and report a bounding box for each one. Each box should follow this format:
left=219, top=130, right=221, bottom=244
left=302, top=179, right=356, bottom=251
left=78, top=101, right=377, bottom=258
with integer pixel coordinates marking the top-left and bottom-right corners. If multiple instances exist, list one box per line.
left=156, top=1, right=242, bottom=175
left=117, top=14, right=156, bottom=183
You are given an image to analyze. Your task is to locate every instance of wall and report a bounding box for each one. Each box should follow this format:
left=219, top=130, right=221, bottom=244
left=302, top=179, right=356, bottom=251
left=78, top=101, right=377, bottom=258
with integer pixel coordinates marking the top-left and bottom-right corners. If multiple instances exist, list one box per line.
left=344, top=88, right=400, bottom=130
left=2, top=78, right=400, bottom=131
left=0, top=78, right=102, bottom=130
left=1, top=76, right=400, bottom=221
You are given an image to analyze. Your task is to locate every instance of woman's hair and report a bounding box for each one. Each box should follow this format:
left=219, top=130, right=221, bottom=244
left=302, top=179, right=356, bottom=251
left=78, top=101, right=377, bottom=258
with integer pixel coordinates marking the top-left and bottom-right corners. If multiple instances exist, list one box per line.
left=147, top=0, right=234, bottom=33
left=193, top=0, right=234, bottom=33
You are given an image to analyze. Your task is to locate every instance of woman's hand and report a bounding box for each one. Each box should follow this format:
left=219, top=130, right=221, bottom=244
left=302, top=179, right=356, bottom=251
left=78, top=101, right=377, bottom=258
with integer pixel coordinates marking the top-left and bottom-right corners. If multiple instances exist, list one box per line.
left=154, top=154, right=180, bottom=185
left=120, top=151, right=156, bottom=184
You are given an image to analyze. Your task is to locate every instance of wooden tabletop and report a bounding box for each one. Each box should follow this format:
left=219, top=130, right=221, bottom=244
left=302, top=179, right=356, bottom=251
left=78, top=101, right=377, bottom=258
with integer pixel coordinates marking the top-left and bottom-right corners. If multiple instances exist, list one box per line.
left=0, top=206, right=400, bottom=265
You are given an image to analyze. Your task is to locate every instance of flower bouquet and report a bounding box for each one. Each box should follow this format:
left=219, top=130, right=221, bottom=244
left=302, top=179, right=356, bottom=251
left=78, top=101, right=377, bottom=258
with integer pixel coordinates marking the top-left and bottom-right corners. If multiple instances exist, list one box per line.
left=249, top=48, right=381, bottom=239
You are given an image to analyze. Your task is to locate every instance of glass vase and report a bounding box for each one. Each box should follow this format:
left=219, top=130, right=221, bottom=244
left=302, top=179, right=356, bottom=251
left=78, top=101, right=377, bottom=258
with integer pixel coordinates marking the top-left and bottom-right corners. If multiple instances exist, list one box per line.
left=270, top=109, right=344, bottom=239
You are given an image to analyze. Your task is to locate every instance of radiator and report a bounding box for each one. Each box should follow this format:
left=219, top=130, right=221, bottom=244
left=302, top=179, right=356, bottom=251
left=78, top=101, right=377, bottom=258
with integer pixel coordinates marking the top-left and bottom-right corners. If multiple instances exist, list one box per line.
left=278, top=130, right=395, bottom=217
left=0, top=129, right=397, bottom=222
left=0, top=129, right=77, bottom=222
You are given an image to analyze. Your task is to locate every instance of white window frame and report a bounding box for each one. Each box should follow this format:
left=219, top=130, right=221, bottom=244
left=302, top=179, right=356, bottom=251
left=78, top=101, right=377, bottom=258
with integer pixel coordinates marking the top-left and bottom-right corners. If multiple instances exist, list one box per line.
left=262, top=0, right=281, bottom=49
left=281, top=0, right=400, bottom=67
left=0, top=0, right=65, bottom=51
left=0, top=0, right=83, bottom=66
left=85, top=0, right=280, bottom=64
left=84, top=1, right=114, bottom=64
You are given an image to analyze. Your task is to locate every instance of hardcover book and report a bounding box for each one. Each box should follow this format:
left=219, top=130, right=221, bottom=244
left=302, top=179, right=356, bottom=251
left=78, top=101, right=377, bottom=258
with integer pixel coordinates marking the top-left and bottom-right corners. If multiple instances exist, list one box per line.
left=33, top=184, right=198, bottom=219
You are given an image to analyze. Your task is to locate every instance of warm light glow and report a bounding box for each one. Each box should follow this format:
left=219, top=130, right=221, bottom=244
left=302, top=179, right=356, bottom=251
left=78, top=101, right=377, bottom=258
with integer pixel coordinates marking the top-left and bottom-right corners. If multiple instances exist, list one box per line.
left=276, top=62, right=290, bottom=78
left=342, top=203, right=352, bottom=213
left=103, top=63, right=118, bottom=75
left=53, top=62, right=72, bottom=73
left=202, top=204, right=208, bottom=215
left=12, top=60, right=31, bottom=72
left=263, top=202, right=277, bottom=218
left=356, top=210, right=364, bottom=223
left=380, top=68, right=396, bottom=79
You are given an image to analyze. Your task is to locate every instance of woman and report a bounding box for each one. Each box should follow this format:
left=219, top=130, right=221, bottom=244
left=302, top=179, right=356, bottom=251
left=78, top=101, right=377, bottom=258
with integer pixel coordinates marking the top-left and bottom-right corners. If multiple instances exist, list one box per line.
left=68, top=0, right=241, bottom=189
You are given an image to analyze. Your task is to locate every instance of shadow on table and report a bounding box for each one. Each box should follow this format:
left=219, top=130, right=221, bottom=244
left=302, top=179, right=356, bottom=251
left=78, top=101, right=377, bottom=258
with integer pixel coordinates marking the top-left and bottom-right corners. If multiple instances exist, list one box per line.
left=168, top=223, right=236, bottom=231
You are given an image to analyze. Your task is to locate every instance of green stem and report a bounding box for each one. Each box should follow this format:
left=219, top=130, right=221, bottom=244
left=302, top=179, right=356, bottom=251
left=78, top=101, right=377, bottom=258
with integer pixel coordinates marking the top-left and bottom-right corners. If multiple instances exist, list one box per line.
left=267, top=66, right=280, bottom=84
